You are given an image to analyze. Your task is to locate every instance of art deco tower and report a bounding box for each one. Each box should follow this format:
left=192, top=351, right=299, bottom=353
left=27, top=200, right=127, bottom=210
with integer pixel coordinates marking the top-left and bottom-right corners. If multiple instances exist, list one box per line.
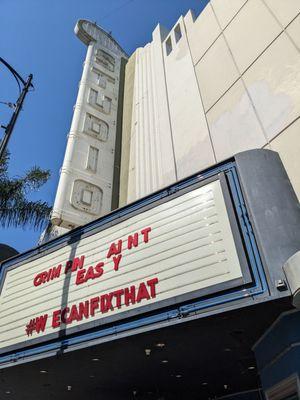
left=51, top=20, right=127, bottom=233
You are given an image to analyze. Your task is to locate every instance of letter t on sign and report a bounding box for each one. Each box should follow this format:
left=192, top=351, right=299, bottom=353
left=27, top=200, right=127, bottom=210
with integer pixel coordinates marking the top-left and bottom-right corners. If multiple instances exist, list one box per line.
left=141, top=227, right=151, bottom=243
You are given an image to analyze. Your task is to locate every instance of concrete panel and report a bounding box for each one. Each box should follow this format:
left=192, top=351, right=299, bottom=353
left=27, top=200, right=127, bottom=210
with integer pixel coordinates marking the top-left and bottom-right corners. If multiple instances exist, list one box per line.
left=119, top=53, right=136, bottom=207
left=195, top=35, right=239, bottom=111
left=184, top=7, right=221, bottom=65
left=224, top=0, right=282, bottom=73
left=127, top=123, right=136, bottom=204
left=211, top=0, right=247, bottom=29
left=207, top=79, right=266, bottom=162
left=244, top=33, right=300, bottom=141
left=151, top=25, right=177, bottom=188
left=263, top=0, right=300, bottom=28
left=164, top=17, right=215, bottom=179
left=286, top=13, right=300, bottom=51
left=269, top=118, right=300, bottom=200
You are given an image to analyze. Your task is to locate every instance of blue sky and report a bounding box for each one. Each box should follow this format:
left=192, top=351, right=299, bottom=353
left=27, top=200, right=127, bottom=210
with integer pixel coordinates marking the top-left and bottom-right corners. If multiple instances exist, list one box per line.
left=0, top=0, right=209, bottom=253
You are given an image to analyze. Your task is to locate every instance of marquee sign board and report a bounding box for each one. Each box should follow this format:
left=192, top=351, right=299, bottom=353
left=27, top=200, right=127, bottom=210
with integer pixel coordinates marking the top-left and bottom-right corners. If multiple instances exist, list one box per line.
left=0, top=175, right=250, bottom=355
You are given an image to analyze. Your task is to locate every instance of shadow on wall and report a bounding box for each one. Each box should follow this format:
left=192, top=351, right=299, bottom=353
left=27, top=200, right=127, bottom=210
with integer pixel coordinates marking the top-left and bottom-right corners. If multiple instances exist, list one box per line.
left=56, top=230, right=82, bottom=355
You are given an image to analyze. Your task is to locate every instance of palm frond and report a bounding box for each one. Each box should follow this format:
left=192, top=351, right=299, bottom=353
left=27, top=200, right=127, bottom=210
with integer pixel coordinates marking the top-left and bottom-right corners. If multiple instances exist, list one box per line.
left=0, top=200, right=52, bottom=230
left=23, top=166, right=51, bottom=191
left=0, top=149, right=52, bottom=230
left=0, top=149, right=9, bottom=176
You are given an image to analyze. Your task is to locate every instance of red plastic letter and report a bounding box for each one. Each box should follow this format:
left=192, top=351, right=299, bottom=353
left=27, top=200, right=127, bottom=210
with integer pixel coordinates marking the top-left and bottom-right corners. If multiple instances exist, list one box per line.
left=147, top=278, right=158, bottom=298
left=127, top=233, right=139, bottom=250
left=141, top=227, right=151, bottom=243
left=136, top=282, right=150, bottom=303
left=52, top=310, right=61, bottom=328
left=107, top=240, right=122, bottom=258
left=113, top=255, right=122, bottom=271
left=75, top=269, right=86, bottom=285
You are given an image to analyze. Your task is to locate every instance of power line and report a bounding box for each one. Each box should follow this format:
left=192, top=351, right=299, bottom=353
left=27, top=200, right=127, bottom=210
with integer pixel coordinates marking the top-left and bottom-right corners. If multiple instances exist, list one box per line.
left=99, top=0, right=136, bottom=23
left=0, top=57, right=24, bottom=94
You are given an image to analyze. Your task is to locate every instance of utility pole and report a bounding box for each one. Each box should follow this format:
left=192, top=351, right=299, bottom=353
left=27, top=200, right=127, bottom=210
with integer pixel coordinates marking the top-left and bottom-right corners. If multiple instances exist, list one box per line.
left=0, top=57, right=33, bottom=160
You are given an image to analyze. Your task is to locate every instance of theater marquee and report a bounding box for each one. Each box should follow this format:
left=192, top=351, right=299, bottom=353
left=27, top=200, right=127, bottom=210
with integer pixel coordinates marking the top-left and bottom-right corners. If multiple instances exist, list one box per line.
left=0, top=177, right=248, bottom=353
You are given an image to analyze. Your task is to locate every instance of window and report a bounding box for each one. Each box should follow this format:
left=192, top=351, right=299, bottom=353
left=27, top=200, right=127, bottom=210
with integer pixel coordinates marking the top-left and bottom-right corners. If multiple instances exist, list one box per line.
left=174, top=24, right=182, bottom=43
left=166, top=37, right=172, bottom=56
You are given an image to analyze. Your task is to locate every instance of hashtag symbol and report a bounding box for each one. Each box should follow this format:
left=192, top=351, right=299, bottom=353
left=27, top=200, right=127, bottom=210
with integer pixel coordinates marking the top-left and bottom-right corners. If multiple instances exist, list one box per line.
left=25, top=319, right=36, bottom=336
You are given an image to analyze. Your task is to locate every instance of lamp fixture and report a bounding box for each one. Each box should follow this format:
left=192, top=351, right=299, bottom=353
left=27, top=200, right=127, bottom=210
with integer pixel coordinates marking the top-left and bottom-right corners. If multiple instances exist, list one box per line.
left=145, top=348, right=151, bottom=356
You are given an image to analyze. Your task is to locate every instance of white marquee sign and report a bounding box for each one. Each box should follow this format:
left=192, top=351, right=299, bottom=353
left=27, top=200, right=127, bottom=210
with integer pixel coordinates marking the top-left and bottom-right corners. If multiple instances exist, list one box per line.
left=0, top=179, right=244, bottom=351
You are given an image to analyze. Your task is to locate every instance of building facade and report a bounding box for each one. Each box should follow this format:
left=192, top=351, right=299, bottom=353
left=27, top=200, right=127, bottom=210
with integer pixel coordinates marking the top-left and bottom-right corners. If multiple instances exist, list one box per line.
left=120, top=0, right=300, bottom=205
left=1, top=1, right=300, bottom=399
left=50, top=0, right=300, bottom=234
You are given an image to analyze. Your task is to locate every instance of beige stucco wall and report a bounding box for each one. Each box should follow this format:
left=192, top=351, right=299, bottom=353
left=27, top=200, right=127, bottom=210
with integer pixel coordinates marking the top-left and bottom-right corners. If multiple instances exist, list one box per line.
left=121, top=0, right=300, bottom=202
left=190, top=0, right=300, bottom=199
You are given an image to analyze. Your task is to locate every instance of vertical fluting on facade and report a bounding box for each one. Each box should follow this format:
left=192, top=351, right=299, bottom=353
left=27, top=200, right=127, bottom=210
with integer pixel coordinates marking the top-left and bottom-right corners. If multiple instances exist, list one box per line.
left=124, top=25, right=179, bottom=204
left=51, top=20, right=127, bottom=232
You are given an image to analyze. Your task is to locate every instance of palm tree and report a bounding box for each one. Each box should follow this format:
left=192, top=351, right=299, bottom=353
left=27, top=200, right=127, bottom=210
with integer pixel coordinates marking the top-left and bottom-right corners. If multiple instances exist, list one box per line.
left=0, top=151, right=51, bottom=230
